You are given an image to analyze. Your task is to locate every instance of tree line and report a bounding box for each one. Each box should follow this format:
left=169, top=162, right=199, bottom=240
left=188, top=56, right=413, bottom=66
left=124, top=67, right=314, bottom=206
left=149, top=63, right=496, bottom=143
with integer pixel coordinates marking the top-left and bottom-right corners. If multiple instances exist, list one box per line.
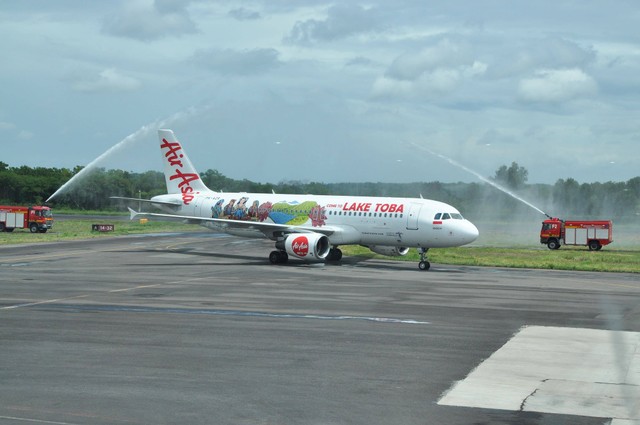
left=1, top=161, right=638, bottom=222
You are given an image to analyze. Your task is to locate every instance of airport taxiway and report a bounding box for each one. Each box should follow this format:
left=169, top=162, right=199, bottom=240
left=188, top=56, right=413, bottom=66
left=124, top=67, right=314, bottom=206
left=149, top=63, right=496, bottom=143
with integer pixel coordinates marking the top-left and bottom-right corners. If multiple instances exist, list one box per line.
left=1, top=232, right=639, bottom=425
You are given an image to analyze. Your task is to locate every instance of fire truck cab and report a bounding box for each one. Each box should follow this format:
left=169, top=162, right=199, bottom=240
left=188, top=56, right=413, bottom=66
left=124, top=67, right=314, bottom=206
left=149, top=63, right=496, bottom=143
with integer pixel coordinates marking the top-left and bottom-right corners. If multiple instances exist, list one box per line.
left=0, top=205, right=54, bottom=233
left=540, top=218, right=613, bottom=251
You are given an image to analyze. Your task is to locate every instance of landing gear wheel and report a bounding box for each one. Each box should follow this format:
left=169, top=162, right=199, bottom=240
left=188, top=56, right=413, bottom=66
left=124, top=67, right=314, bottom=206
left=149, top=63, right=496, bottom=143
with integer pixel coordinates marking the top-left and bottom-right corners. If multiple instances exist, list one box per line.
left=269, top=250, right=288, bottom=264
left=418, top=248, right=431, bottom=271
left=269, top=251, right=279, bottom=264
left=326, top=248, right=343, bottom=262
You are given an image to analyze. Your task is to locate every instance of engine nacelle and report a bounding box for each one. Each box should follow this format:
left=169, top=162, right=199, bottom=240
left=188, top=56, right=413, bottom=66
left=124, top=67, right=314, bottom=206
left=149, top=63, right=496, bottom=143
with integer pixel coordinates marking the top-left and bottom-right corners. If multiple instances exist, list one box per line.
left=367, top=245, right=410, bottom=256
left=282, top=233, right=330, bottom=261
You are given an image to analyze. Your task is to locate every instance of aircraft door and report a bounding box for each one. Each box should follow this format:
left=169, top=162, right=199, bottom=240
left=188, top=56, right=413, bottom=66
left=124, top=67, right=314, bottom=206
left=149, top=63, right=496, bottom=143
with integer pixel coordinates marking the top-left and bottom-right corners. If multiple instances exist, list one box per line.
left=406, top=203, right=422, bottom=230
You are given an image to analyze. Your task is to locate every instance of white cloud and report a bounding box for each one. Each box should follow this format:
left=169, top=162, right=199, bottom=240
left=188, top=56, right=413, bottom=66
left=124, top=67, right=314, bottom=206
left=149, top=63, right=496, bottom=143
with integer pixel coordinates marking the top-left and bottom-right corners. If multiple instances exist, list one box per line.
left=385, top=39, right=473, bottom=81
left=1, top=1, right=639, bottom=184
left=489, top=37, right=595, bottom=79
left=285, top=4, right=380, bottom=44
left=371, top=38, right=488, bottom=100
left=102, top=0, right=197, bottom=41
left=72, top=68, right=141, bottom=92
left=518, top=68, right=597, bottom=102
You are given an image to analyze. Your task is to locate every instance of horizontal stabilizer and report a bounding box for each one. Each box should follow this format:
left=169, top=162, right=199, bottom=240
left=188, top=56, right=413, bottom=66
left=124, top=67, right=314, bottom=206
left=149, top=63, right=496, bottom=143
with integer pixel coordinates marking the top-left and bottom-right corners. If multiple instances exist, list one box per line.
left=127, top=207, right=139, bottom=220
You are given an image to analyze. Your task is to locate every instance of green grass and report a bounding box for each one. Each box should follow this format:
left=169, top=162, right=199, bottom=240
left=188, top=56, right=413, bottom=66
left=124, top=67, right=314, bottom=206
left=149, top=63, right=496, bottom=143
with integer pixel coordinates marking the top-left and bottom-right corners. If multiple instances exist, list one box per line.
left=341, top=245, right=640, bottom=273
left=0, top=218, right=195, bottom=245
left=2, top=217, right=639, bottom=273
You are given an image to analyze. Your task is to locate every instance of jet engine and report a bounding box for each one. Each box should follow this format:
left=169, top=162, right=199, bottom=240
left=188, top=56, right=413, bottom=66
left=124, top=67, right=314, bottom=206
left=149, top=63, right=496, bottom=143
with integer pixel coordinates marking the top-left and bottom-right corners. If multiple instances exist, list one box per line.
left=281, top=233, right=330, bottom=261
left=367, top=245, right=410, bottom=256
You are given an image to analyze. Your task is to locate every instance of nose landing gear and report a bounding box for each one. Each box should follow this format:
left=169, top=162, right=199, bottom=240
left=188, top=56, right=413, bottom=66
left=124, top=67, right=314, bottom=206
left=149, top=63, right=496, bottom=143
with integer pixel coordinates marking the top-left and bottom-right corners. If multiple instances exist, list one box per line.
left=418, top=248, right=430, bottom=271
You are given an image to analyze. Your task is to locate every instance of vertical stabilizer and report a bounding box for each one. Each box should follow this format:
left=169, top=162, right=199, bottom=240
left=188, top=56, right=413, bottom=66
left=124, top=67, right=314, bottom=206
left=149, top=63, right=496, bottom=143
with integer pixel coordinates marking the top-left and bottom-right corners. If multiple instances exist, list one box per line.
left=158, top=129, right=210, bottom=204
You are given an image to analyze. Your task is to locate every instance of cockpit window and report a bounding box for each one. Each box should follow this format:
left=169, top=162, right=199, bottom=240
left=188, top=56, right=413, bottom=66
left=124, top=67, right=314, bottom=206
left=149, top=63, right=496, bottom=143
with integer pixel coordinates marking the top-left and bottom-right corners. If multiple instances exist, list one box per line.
left=435, top=212, right=464, bottom=220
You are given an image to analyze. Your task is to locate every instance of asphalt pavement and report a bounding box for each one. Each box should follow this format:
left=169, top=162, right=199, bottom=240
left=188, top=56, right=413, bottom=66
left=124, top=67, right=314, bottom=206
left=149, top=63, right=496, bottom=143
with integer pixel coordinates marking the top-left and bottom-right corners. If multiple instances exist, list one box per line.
left=1, top=232, right=638, bottom=425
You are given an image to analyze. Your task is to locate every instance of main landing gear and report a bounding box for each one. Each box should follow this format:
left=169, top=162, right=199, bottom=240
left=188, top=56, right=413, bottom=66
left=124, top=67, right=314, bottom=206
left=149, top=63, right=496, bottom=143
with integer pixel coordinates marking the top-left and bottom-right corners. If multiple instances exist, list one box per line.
left=326, top=247, right=342, bottom=262
left=269, top=250, right=288, bottom=264
left=418, top=248, right=430, bottom=271
left=268, top=247, right=343, bottom=264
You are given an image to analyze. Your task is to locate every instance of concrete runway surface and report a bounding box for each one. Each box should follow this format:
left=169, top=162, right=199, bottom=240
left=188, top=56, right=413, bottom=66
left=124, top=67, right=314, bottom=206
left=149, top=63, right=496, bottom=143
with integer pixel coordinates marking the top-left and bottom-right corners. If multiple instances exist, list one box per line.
left=1, top=232, right=638, bottom=425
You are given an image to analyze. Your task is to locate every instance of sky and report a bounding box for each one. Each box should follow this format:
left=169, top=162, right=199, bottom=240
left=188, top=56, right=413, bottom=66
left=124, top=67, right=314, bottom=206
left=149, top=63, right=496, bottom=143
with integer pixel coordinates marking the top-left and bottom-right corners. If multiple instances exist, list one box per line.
left=1, top=0, right=639, bottom=185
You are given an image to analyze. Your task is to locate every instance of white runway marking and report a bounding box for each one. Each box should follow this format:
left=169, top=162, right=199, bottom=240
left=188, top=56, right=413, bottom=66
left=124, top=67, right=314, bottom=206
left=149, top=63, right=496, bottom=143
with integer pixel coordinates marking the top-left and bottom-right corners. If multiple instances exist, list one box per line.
left=0, top=295, right=88, bottom=310
left=438, top=326, right=640, bottom=421
left=0, top=416, right=81, bottom=425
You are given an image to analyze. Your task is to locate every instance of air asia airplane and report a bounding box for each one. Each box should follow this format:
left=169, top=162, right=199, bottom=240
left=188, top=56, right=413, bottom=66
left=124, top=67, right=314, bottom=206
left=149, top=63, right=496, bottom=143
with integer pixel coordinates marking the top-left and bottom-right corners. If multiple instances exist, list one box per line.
left=115, top=129, right=479, bottom=270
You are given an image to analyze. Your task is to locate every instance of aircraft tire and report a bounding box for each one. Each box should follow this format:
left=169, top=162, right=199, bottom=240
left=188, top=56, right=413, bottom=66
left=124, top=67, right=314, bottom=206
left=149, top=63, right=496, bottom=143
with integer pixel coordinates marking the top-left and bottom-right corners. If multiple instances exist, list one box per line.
left=269, top=251, right=281, bottom=264
left=418, top=261, right=430, bottom=271
left=326, top=248, right=343, bottom=262
left=269, top=250, right=288, bottom=264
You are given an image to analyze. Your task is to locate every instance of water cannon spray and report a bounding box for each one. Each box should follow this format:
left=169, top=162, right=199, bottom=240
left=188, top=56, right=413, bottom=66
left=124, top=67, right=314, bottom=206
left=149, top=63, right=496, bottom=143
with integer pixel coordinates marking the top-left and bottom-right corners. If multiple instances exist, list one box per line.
left=411, top=143, right=551, bottom=217
left=46, top=106, right=204, bottom=202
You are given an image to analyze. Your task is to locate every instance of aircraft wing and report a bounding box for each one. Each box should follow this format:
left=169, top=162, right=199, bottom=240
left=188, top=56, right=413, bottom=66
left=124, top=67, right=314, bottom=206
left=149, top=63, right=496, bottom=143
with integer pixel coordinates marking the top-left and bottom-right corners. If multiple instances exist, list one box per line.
left=127, top=208, right=338, bottom=239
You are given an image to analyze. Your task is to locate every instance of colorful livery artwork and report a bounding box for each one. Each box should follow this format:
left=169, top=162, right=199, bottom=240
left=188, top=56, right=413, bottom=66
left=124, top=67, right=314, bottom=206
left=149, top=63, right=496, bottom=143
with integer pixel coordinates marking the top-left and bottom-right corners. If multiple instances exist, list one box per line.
left=113, top=129, right=479, bottom=271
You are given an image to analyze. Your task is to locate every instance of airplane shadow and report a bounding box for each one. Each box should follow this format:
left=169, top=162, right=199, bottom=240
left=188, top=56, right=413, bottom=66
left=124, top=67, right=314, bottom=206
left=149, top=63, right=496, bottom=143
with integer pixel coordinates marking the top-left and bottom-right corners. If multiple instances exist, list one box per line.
left=116, top=246, right=457, bottom=272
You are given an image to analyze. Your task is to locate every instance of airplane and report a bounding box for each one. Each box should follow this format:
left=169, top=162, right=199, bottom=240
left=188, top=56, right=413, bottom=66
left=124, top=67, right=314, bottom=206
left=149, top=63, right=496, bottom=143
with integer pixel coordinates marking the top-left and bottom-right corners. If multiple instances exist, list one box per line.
left=113, top=129, right=479, bottom=270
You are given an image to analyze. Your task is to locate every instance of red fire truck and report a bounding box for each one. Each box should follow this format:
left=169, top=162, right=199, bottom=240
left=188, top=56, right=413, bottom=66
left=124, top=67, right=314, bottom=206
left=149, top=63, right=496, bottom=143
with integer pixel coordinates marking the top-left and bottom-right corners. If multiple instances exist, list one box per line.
left=540, top=218, right=612, bottom=251
left=0, top=205, right=54, bottom=233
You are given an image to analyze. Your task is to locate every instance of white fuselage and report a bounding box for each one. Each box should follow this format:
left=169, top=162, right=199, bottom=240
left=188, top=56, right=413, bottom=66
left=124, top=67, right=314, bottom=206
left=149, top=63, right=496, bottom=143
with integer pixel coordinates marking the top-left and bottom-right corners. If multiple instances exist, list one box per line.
left=152, top=191, right=479, bottom=249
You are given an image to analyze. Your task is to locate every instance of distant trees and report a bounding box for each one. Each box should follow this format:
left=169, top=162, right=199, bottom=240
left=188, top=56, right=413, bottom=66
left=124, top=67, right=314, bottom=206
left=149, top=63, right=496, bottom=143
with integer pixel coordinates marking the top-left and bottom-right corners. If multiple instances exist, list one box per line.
left=0, top=162, right=638, bottom=221
left=493, top=162, right=528, bottom=190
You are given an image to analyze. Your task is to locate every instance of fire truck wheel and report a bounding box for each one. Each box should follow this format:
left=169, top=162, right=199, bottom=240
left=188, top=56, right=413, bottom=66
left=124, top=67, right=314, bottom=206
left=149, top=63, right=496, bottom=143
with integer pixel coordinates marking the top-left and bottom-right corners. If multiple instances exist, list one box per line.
left=588, top=240, right=601, bottom=251
left=547, top=239, right=560, bottom=250
left=29, top=223, right=39, bottom=233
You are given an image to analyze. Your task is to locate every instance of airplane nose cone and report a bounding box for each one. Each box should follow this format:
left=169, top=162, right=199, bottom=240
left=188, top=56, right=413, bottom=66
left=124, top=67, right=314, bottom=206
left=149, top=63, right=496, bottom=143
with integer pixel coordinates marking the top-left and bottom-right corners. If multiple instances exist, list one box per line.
left=462, top=220, right=479, bottom=244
